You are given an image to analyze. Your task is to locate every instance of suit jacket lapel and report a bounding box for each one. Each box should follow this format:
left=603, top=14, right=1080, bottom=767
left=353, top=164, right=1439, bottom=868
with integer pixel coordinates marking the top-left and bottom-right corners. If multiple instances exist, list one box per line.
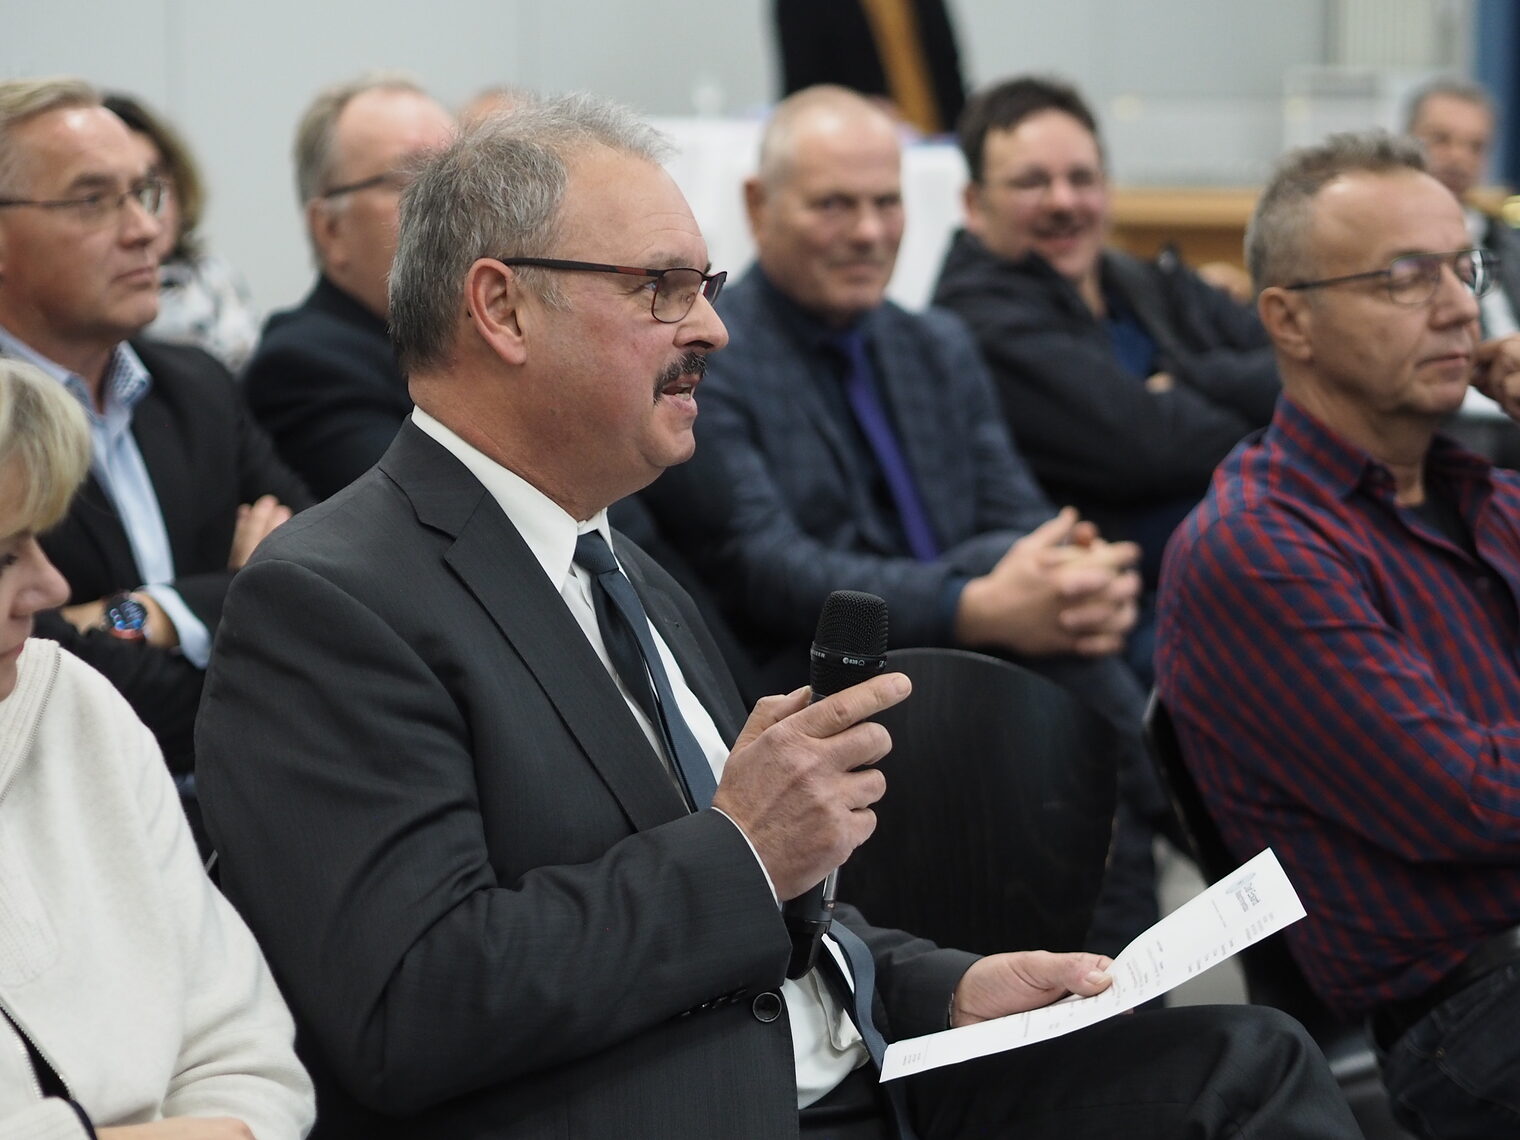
left=129, top=387, right=195, bottom=568
left=383, top=424, right=690, bottom=833
left=61, top=469, right=139, bottom=585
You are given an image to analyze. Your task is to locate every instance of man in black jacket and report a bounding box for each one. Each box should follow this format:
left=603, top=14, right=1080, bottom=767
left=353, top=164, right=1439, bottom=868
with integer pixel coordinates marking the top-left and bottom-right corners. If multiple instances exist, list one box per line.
left=932, top=76, right=1278, bottom=656
left=0, top=78, right=309, bottom=779
left=242, top=74, right=453, bottom=498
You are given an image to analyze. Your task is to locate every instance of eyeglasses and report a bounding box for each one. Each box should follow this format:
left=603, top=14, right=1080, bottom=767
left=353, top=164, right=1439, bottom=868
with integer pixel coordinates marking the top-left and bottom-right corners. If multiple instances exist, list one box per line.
left=493, top=257, right=727, bottom=323
left=1285, top=247, right=1496, bottom=306
left=994, top=168, right=1104, bottom=198
left=0, top=178, right=165, bottom=226
left=320, top=170, right=414, bottom=199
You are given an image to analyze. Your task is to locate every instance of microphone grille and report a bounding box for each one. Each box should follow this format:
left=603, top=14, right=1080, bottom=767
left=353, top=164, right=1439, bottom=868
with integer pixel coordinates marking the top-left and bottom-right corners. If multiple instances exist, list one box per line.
left=813, top=590, right=888, bottom=656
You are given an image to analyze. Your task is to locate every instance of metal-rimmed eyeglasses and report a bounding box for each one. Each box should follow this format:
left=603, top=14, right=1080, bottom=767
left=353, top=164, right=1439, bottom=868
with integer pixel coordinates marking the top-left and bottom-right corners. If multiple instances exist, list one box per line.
left=0, top=177, right=165, bottom=227
left=492, top=257, right=727, bottom=323
left=1285, top=247, right=1497, bottom=306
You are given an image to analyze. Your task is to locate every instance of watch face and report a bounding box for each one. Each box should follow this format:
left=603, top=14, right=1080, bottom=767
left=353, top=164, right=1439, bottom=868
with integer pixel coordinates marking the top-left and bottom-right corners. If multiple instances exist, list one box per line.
left=105, top=595, right=148, bottom=640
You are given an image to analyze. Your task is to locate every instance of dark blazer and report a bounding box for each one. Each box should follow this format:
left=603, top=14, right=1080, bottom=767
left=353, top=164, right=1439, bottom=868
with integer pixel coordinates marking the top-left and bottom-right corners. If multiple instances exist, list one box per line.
left=195, top=421, right=975, bottom=1139
left=642, top=269, right=1054, bottom=687
left=32, top=338, right=310, bottom=771
left=242, top=275, right=411, bottom=499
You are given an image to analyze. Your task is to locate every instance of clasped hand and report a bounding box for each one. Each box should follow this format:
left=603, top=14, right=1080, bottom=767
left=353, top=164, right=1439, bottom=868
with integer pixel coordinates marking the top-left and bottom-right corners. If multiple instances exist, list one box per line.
left=956, top=507, right=1141, bottom=657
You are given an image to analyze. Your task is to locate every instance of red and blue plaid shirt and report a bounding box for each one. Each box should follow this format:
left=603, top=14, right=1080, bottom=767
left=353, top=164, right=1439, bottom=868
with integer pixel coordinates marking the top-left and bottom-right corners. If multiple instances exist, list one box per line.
left=1157, top=395, right=1520, bottom=1019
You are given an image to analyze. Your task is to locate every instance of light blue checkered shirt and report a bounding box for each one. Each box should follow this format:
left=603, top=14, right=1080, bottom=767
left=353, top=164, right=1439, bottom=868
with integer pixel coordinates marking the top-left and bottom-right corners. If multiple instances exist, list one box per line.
left=0, top=328, right=211, bottom=667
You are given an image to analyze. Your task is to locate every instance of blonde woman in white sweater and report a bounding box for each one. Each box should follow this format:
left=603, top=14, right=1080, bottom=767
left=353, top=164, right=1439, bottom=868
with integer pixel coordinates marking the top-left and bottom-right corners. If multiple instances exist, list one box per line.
left=0, top=359, right=314, bottom=1140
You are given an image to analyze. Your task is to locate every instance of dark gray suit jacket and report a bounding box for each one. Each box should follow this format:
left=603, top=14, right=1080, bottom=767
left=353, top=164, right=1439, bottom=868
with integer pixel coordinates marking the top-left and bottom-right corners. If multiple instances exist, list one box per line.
left=242, top=276, right=411, bottom=500
left=642, top=269, right=1054, bottom=688
left=196, top=421, right=974, bottom=1139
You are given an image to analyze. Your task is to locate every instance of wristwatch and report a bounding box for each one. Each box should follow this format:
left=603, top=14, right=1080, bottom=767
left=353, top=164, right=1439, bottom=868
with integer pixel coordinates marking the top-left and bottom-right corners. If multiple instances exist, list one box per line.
left=101, top=592, right=148, bottom=642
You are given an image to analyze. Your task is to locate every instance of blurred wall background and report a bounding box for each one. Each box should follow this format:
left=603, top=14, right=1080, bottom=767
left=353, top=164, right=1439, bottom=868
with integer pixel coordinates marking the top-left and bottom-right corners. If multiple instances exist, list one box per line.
left=0, top=0, right=1491, bottom=313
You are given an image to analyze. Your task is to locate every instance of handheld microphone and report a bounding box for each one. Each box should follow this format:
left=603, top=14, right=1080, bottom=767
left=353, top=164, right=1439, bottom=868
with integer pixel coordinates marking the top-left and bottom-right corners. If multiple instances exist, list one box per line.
left=783, top=589, right=889, bottom=979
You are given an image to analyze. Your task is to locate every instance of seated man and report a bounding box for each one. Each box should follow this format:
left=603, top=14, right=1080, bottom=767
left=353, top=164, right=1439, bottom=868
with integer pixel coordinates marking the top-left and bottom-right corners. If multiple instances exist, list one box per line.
left=1406, top=77, right=1520, bottom=340
left=932, top=75, right=1278, bottom=674
left=643, top=85, right=1163, bottom=953
left=0, top=78, right=308, bottom=777
left=195, top=93, right=1356, bottom=1140
left=242, top=73, right=453, bottom=498
left=1157, top=130, right=1520, bottom=1138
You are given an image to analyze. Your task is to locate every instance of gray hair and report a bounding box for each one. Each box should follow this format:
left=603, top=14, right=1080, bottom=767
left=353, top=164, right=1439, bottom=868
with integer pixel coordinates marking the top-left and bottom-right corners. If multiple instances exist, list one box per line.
left=0, top=359, right=90, bottom=534
left=1246, top=130, right=1426, bottom=294
left=0, top=77, right=100, bottom=194
left=389, top=92, right=671, bottom=375
left=1404, top=77, right=1497, bottom=132
left=293, top=70, right=429, bottom=207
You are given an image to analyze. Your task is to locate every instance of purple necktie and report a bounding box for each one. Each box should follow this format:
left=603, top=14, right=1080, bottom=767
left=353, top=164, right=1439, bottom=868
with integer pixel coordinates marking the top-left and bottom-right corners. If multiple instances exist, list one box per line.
left=831, top=330, right=940, bottom=561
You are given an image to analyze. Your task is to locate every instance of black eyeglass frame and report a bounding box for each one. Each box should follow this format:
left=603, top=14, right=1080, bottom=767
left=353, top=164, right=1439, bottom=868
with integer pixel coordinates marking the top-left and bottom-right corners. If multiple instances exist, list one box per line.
left=1284, top=247, right=1497, bottom=306
left=0, top=177, right=166, bottom=221
left=492, top=257, right=727, bottom=323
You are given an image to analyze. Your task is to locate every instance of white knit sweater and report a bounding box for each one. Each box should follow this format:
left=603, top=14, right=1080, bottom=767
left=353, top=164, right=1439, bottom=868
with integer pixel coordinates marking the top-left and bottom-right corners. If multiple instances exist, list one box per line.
left=0, top=640, right=314, bottom=1139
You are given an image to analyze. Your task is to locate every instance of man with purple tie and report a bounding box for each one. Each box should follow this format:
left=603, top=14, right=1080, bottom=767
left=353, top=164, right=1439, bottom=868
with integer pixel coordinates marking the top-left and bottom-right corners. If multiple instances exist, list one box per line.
left=641, top=84, right=1162, bottom=954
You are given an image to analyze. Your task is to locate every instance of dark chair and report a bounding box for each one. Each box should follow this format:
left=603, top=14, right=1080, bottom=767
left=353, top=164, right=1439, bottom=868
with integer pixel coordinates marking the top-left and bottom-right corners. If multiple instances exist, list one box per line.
left=845, top=647, right=1119, bottom=957
left=1143, top=694, right=1414, bottom=1140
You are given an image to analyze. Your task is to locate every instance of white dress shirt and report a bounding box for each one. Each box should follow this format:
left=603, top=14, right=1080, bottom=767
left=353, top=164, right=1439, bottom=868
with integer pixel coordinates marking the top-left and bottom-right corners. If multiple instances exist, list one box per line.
left=412, top=408, right=867, bottom=1107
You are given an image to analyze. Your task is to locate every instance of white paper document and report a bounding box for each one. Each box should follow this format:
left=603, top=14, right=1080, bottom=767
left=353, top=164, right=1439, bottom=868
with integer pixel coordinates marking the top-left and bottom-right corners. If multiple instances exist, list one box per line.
left=879, top=847, right=1306, bottom=1082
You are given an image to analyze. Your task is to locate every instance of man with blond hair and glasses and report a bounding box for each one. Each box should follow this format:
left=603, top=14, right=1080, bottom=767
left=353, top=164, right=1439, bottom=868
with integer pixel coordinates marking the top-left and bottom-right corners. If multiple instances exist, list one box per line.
left=0, top=77, right=307, bottom=809
left=243, top=72, right=453, bottom=497
left=1158, top=129, right=1520, bottom=1138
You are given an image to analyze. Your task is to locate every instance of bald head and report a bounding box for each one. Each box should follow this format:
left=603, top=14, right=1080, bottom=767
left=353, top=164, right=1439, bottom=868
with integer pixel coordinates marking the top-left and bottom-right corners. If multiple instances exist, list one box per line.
left=757, top=85, right=898, bottom=189
left=746, top=85, right=904, bottom=326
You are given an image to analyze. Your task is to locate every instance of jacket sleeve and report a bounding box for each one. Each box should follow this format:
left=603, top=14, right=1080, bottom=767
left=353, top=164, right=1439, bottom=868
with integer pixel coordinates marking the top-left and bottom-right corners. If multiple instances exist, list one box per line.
left=195, top=556, right=798, bottom=1115
left=930, top=310, right=1053, bottom=569
left=835, top=905, right=978, bottom=1042
left=1161, top=266, right=1281, bottom=425
left=242, top=341, right=407, bottom=500
left=647, top=378, right=977, bottom=649
left=120, top=681, right=315, bottom=1138
left=960, top=293, right=1269, bottom=505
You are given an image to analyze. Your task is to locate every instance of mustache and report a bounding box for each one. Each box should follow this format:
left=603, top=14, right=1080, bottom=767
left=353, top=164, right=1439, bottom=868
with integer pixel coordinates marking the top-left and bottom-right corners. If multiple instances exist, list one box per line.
left=654, top=351, right=708, bottom=392
left=1034, top=209, right=1082, bottom=235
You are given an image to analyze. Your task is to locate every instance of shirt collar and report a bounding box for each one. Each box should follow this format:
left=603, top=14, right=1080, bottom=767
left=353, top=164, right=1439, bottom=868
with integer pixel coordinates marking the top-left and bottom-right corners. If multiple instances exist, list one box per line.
left=1271, top=394, right=1493, bottom=501
left=410, top=406, right=615, bottom=587
left=0, top=325, right=151, bottom=422
left=749, top=265, right=879, bottom=352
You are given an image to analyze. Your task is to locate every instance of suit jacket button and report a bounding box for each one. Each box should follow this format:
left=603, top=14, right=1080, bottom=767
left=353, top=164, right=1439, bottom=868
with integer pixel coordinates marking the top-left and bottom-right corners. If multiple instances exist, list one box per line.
left=751, top=991, right=782, bottom=1023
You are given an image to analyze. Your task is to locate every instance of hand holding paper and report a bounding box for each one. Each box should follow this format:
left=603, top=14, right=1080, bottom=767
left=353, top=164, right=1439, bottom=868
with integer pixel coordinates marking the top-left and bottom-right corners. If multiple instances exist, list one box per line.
left=950, top=950, right=1115, bottom=1028
left=881, top=848, right=1307, bottom=1082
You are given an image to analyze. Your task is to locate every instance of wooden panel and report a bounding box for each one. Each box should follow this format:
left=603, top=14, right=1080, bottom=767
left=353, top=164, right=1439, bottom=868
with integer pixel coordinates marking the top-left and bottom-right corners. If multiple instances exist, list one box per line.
left=1108, top=187, right=1259, bottom=269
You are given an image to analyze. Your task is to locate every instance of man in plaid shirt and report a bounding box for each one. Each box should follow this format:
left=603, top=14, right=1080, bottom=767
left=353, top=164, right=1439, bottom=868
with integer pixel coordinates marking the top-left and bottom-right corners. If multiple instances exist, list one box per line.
left=1158, top=130, right=1520, bottom=1139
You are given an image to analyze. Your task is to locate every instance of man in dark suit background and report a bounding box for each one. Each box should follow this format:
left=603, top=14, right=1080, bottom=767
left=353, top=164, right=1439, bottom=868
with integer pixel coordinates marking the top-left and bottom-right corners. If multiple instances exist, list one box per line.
left=195, top=93, right=1355, bottom=1139
left=642, top=85, right=1165, bottom=954
left=242, top=73, right=453, bottom=498
left=0, top=77, right=307, bottom=776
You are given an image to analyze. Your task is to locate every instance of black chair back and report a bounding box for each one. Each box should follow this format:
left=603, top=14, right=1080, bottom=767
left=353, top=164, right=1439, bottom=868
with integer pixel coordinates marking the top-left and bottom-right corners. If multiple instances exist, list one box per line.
left=847, top=647, right=1119, bottom=956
